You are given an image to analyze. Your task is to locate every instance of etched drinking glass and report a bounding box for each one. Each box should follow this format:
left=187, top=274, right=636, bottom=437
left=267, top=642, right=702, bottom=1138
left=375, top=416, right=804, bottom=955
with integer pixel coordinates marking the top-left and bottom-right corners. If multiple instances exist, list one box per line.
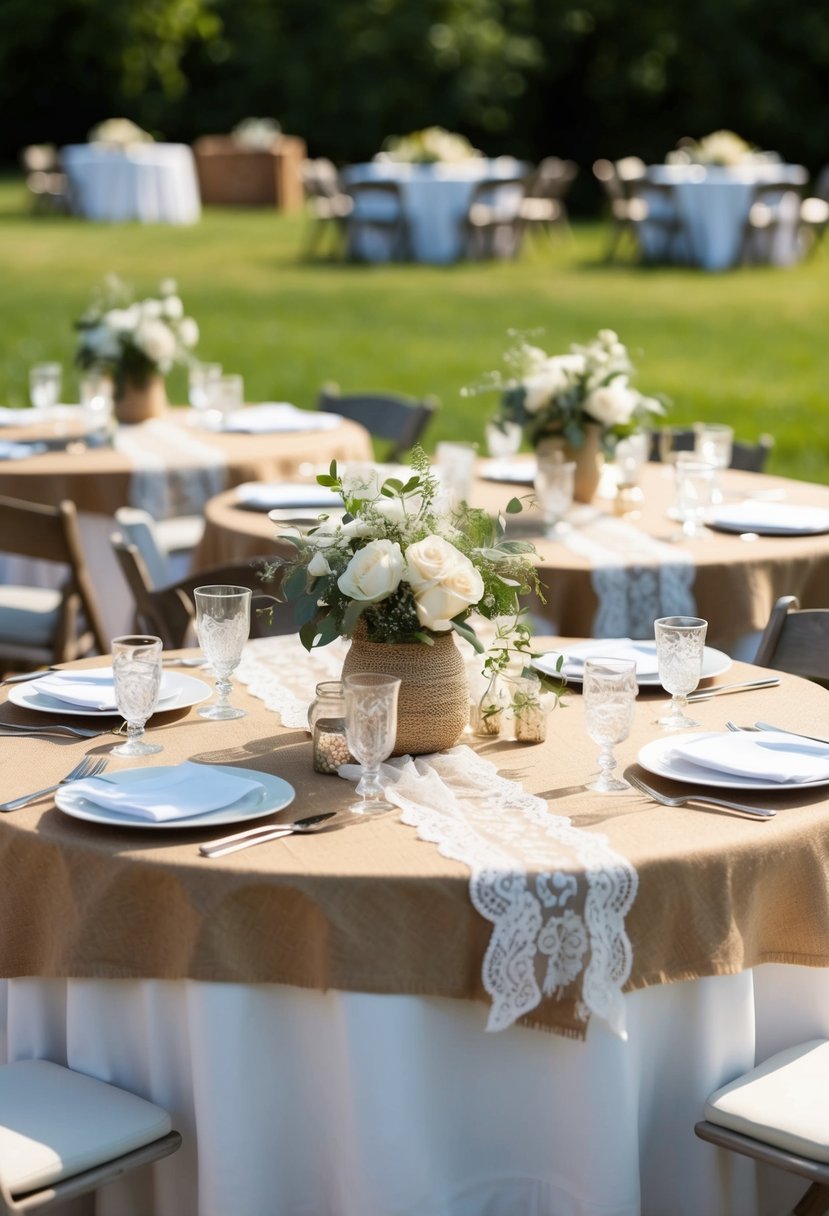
left=343, top=673, right=401, bottom=814
left=583, top=658, right=638, bottom=793
left=654, top=615, right=708, bottom=729
left=194, top=585, right=251, bottom=720
left=534, top=456, right=575, bottom=536
left=111, top=634, right=164, bottom=757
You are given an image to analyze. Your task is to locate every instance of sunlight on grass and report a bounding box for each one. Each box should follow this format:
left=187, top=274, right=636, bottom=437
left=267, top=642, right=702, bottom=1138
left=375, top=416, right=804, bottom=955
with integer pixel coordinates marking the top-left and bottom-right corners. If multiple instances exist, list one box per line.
left=1, top=176, right=827, bottom=482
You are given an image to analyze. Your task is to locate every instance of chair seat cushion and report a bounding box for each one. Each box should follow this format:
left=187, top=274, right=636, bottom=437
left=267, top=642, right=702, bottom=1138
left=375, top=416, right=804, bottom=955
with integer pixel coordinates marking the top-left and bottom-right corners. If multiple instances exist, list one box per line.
left=705, top=1039, right=829, bottom=1163
left=0, top=586, right=61, bottom=645
left=0, top=1059, right=172, bottom=1195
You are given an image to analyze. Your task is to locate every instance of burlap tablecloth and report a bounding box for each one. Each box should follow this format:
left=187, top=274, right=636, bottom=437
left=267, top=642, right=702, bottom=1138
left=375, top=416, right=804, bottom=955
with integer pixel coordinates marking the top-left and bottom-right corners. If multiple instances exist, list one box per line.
left=1, top=647, right=828, bottom=1037
left=0, top=411, right=372, bottom=517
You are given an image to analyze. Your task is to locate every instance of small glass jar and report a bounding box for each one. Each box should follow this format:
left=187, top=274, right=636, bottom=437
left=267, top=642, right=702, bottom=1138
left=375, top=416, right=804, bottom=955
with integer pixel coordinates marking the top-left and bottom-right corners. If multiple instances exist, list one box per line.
left=506, top=672, right=547, bottom=743
left=468, top=672, right=505, bottom=737
left=307, top=680, right=354, bottom=774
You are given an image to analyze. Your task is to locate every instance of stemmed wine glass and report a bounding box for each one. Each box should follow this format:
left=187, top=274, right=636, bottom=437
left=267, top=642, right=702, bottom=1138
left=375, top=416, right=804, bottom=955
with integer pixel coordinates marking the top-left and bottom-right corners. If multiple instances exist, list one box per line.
left=654, top=615, right=708, bottom=729
left=534, top=456, right=576, bottom=536
left=673, top=455, right=716, bottom=539
left=111, top=634, right=164, bottom=757
left=694, top=423, right=733, bottom=504
left=343, top=673, right=401, bottom=814
left=194, top=585, right=251, bottom=720
left=583, top=658, right=638, bottom=793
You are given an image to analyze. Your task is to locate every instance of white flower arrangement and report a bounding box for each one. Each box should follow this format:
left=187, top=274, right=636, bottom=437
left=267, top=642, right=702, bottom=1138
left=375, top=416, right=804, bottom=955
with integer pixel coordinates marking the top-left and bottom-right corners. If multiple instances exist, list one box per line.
left=231, top=117, right=282, bottom=150
left=269, top=450, right=540, bottom=651
left=380, top=126, right=481, bottom=165
left=88, top=118, right=154, bottom=147
left=476, top=329, right=665, bottom=452
left=667, top=130, right=759, bottom=167
left=75, top=276, right=199, bottom=390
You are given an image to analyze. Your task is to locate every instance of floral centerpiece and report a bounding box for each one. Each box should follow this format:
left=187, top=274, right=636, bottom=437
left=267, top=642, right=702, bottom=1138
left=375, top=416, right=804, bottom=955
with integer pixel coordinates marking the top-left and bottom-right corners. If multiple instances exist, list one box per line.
left=473, top=328, right=665, bottom=502
left=380, top=126, right=481, bottom=164
left=88, top=118, right=154, bottom=147
left=667, top=130, right=759, bottom=167
left=267, top=450, right=553, bottom=755
left=231, top=117, right=282, bottom=150
left=75, top=276, right=199, bottom=422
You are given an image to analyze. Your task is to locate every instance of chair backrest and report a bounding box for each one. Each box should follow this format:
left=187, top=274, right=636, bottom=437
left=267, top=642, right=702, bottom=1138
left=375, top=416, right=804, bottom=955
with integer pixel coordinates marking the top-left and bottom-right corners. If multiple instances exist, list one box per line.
left=113, top=507, right=171, bottom=589
left=813, top=165, right=829, bottom=203
left=648, top=428, right=774, bottom=473
left=0, top=495, right=107, bottom=661
left=20, top=144, right=59, bottom=173
left=466, top=175, right=526, bottom=213
left=317, top=383, right=437, bottom=461
left=111, top=534, right=295, bottom=648
left=344, top=178, right=407, bottom=220
left=300, top=158, right=342, bottom=201
left=593, top=158, right=625, bottom=204
left=754, top=594, right=829, bottom=680
left=615, top=156, right=647, bottom=185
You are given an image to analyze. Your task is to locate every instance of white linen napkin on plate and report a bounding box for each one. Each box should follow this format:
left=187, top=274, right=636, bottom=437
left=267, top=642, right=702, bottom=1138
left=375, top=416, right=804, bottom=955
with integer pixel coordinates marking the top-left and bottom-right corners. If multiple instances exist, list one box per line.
left=709, top=502, right=829, bottom=534
left=33, top=667, right=175, bottom=711
left=669, top=731, right=829, bottom=784
left=536, top=638, right=660, bottom=680
left=222, top=404, right=342, bottom=433
left=68, top=761, right=261, bottom=822
left=235, top=482, right=342, bottom=512
left=0, top=407, right=50, bottom=427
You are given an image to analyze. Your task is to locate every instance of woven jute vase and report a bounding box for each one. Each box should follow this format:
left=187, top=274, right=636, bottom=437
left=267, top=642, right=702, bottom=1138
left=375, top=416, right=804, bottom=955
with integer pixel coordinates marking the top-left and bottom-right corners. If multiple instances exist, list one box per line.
left=341, top=623, right=469, bottom=757
left=536, top=421, right=604, bottom=503
left=115, top=373, right=168, bottom=424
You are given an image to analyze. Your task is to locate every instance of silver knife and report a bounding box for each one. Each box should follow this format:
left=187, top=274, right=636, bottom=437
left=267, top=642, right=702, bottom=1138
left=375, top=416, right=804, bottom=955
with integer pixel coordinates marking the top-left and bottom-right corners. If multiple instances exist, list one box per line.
left=199, top=812, right=336, bottom=858
left=754, top=722, right=829, bottom=746
left=687, top=677, right=781, bottom=702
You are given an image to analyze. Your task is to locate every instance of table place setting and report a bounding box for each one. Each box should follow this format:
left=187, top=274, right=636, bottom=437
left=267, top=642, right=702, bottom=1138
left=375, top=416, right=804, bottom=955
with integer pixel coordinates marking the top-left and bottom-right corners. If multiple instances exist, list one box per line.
left=0, top=439, right=48, bottom=461
left=234, top=480, right=344, bottom=516
left=220, top=403, right=343, bottom=434
left=532, top=636, right=732, bottom=686
left=6, top=661, right=209, bottom=718
left=704, top=500, right=829, bottom=537
left=640, top=730, right=829, bottom=788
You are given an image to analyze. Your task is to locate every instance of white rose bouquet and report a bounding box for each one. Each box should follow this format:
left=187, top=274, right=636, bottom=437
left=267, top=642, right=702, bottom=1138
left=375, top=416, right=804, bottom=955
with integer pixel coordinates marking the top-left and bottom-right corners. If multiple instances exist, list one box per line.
left=667, top=130, right=757, bottom=168
left=269, top=449, right=540, bottom=651
left=75, top=275, right=199, bottom=392
left=479, top=328, right=665, bottom=453
left=380, top=126, right=481, bottom=165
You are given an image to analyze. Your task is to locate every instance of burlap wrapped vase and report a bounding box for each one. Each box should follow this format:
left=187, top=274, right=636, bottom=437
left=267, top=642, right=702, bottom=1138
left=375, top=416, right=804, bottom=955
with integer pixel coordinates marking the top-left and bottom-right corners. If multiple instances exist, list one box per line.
left=115, top=373, right=168, bottom=424
left=341, top=623, right=469, bottom=756
left=536, top=420, right=604, bottom=503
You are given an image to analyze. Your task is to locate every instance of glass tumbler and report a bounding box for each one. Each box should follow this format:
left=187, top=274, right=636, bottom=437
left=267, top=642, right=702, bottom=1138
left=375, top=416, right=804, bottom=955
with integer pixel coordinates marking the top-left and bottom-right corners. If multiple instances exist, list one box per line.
left=29, top=362, right=62, bottom=411
left=534, top=456, right=576, bottom=536
left=673, top=455, right=716, bottom=538
left=694, top=423, right=734, bottom=503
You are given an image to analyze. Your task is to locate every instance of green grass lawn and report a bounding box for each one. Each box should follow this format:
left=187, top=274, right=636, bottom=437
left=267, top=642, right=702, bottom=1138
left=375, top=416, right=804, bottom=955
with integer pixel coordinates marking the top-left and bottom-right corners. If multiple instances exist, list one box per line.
left=2, top=176, right=827, bottom=482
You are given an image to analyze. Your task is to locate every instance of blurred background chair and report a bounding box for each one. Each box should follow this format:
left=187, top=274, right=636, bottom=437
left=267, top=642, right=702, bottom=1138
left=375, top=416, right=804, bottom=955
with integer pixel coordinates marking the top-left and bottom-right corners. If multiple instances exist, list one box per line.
left=754, top=594, right=829, bottom=681
left=459, top=175, right=526, bottom=260
left=695, top=1039, right=829, bottom=1216
left=739, top=168, right=809, bottom=265
left=114, top=507, right=205, bottom=586
left=316, top=383, right=437, bottom=462
left=0, top=495, right=107, bottom=671
left=594, top=157, right=686, bottom=263
left=0, top=1058, right=180, bottom=1214
left=20, top=144, right=73, bottom=215
left=518, top=157, right=578, bottom=243
left=649, top=428, right=775, bottom=472
left=343, top=180, right=412, bottom=261
left=797, top=166, right=829, bottom=259
left=111, top=534, right=295, bottom=647
left=299, top=158, right=353, bottom=259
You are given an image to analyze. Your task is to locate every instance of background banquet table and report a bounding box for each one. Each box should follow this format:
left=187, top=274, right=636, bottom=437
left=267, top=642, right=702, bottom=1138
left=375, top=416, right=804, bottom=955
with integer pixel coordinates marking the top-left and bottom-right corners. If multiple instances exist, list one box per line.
left=62, top=143, right=202, bottom=225
left=641, top=162, right=807, bottom=269
left=1, top=644, right=828, bottom=1216
left=341, top=157, right=526, bottom=263
left=195, top=461, right=829, bottom=656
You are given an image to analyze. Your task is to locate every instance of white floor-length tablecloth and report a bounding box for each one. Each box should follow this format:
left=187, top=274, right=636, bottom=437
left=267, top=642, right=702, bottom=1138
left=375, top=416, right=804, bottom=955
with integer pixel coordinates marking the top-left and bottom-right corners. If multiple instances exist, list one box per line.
left=62, top=143, right=201, bottom=225
left=2, top=965, right=825, bottom=1215
left=641, top=162, right=807, bottom=270
left=342, top=158, right=525, bottom=263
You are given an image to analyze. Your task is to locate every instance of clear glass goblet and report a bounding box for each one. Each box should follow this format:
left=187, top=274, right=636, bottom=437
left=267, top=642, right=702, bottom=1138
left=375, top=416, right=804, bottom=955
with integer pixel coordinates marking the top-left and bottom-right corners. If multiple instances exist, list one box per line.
left=673, top=455, right=716, bottom=539
left=654, top=615, right=708, bottom=729
left=694, top=423, right=733, bottom=504
left=29, top=362, right=62, bottom=411
left=534, top=457, right=575, bottom=536
left=111, top=634, right=164, bottom=757
left=194, top=585, right=251, bottom=720
left=343, top=673, right=401, bottom=814
left=583, top=657, right=638, bottom=793
left=188, top=361, right=222, bottom=426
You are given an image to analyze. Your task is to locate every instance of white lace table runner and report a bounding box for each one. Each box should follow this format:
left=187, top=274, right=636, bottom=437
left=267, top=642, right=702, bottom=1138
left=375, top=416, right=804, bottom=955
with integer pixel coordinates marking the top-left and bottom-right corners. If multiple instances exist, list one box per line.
left=236, top=635, right=639, bottom=1037
left=562, top=506, right=696, bottom=637
left=115, top=419, right=227, bottom=519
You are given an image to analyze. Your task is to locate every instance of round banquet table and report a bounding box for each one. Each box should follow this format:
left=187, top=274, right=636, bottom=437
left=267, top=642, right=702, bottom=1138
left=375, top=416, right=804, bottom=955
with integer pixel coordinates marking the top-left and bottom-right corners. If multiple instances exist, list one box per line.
left=642, top=162, right=807, bottom=270
left=1, top=645, right=829, bottom=1216
left=194, top=461, right=829, bottom=656
left=342, top=157, right=526, bottom=263
left=62, top=143, right=202, bottom=225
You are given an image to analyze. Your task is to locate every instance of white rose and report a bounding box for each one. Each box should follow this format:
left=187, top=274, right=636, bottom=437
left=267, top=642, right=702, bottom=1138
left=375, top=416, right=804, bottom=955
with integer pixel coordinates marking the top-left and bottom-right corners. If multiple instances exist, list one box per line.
left=597, top=329, right=619, bottom=345
left=405, top=536, right=484, bottom=631
left=338, top=539, right=404, bottom=602
left=405, top=535, right=462, bottom=588
left=585, top=377, right=638, bottom=428
left=104, top=306, right=140, bottom=333
left=307, top=551, right=331, bottom=577
left=140, top=298, right=163, bottom=319
left=162, top=295, right=183, bottom=320
left=132, top=318, right=178, bottom=368
left=178, top=317, right=199, bottom=348
left=373, top=492, right=424, bottom=525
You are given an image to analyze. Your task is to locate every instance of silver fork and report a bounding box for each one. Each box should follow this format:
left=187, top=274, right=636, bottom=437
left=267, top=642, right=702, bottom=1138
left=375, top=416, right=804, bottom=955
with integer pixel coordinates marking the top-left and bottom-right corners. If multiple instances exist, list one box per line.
left=624, top=769, right=776, bottom=818
left=0, top=756, right=109, bottom=812
left=0, top=722, right=110, bottom=739
left=199, top=812, right=337, bottom=858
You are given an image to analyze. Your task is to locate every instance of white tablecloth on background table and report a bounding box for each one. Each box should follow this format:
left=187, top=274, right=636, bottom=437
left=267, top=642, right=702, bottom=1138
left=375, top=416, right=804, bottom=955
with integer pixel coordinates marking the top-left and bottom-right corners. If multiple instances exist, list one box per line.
left=1, top=966, right=822, bottom=1216
left=641, top=163, right=806, bottom=270
left=342, top=158, right=525, bottom=263
left=62, top=143, right=202, bottom=225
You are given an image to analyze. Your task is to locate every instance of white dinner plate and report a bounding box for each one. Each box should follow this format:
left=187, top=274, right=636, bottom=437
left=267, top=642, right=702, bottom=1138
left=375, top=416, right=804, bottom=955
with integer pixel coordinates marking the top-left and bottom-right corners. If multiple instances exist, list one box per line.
left=706, top=503, right=829, bottom=536
left=533, top=642, right=732, bottom=687
left=7, top=672, right=211, bottom=718
left=637, top=732, right=829, bottom=792
left=479, top=458, right=536, bottom=485
left=55, top=764, right=295, bottom=830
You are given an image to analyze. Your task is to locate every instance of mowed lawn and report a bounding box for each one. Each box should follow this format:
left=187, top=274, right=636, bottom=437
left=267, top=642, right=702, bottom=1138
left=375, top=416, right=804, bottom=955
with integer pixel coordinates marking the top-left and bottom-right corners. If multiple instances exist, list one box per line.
left=1, top=176, right=827, bottom=483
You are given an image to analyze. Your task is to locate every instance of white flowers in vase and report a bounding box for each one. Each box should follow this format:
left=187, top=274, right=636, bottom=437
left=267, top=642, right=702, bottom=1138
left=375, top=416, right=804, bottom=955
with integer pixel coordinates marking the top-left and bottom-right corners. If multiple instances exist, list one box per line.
left=380, top=126, right=481, bottom=164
